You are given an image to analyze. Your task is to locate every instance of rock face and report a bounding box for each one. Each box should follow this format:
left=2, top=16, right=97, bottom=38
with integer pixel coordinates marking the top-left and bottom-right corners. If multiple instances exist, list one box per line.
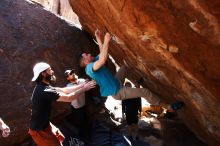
left=31, top=0, right=80, bottom=25
left=0, top=0, right=97, bottom=145
left=68, top=0, right=220, bottom=145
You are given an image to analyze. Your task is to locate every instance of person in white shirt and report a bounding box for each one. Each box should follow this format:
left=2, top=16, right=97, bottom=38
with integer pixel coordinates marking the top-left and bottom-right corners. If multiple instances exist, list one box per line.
left=64, top=69, right=89, bottom=140
left=65, top=69, right=87, bottom=109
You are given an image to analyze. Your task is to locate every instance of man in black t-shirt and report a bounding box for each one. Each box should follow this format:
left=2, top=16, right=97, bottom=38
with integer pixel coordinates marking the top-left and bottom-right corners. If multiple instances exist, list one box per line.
left=29, top=62, right=96, bottom=146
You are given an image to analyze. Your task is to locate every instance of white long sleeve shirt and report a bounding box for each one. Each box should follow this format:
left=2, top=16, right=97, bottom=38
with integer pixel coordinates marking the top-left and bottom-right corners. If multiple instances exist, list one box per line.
left=66, top=79, right=86, bottom=109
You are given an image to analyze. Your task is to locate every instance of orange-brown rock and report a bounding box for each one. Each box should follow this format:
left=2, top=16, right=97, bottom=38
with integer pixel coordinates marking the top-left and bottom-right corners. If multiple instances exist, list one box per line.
left=68, top=0, right=220, bottom=145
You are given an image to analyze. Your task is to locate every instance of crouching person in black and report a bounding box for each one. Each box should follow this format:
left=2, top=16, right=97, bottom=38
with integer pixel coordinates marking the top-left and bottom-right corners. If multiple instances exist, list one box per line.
left=122, top=81, right=141, bottom=140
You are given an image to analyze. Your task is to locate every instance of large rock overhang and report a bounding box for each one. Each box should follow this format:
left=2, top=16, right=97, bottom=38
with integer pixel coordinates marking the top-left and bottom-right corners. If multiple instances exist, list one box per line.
left=68, top=0, right=220, bottom=145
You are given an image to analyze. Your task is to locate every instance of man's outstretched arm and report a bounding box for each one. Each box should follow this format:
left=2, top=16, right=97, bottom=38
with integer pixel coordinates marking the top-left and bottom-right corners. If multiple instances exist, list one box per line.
left=93, top=32, right=111, bottom=71
left=55, top=82, right=86, bottom=94
left=57, top=80, right=96, bottom=102
left=95, top=29, right=103, bottom=52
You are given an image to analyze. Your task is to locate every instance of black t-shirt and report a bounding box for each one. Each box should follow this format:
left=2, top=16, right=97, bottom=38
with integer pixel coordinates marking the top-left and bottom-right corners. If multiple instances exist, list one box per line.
left=30, top=82, right=60, bottom=130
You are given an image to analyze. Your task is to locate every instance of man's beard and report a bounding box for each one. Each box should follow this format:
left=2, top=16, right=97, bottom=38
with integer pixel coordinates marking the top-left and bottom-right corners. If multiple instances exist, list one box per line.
left=45, top=74, right=56, bottom=83
left=69, top=77, right=77, bottom=83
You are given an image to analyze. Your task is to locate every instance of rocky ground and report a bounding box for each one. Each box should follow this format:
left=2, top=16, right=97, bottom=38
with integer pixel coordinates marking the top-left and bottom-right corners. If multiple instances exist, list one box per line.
left=21, top=97, right=206, bottom=146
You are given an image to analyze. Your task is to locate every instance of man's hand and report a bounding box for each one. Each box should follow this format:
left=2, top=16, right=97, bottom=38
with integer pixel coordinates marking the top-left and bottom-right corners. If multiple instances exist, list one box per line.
left=83, top=80, right=96, bottom=91
left=95, top=29, right=103, bottom=51
left=104, top=32, right=111, bottom=43
left=1, top=123, right=10, bottom=137
left=95, top=29, right=102, bottom=39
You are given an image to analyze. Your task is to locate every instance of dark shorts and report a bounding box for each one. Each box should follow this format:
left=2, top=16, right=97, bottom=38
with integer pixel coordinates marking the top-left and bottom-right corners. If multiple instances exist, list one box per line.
left=125, top=110, right=139, bottom=125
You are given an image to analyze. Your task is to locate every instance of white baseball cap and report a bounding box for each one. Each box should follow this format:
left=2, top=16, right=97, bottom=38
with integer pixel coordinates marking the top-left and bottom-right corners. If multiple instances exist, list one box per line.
left=32, top=62, right=50, bottom=81
left=64, top=69, right=75, bottom=77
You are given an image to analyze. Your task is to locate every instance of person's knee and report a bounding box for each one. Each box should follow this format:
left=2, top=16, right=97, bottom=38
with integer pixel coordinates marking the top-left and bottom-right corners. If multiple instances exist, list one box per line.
left=112, top=95, right=120, bottom=100
left=119, top=65, right=129, bottom=73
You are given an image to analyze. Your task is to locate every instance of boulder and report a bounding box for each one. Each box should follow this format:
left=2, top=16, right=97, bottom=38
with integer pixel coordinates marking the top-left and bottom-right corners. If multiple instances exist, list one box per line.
left=0, top=0, right=97, bottom=145
left=68, top=0, right=220, bottom=145
left=31, top=0, right=80, bottom=25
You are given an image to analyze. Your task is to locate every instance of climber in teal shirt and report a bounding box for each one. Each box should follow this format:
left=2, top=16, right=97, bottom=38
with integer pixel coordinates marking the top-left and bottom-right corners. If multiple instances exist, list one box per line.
left=79, top=29, right=184, bottom=114
left=79, top=29, right=161, bottom=103
left=85, top=55, right=120, bottom=97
